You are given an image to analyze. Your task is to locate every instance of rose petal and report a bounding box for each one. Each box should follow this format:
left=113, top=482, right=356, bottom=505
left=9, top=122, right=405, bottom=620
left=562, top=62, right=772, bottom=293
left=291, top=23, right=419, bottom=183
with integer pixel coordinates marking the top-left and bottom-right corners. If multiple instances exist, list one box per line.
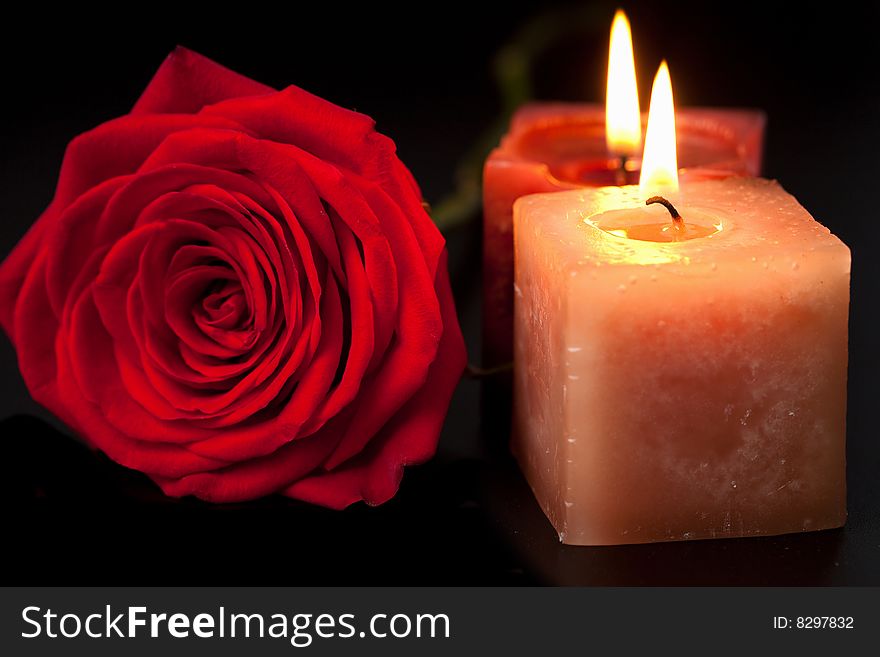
left=283, top=251, right=466, bottom=508
left=200, top=85, right=385, bottom=179
left=60, top=289, right=231, bottom=477
left=132, top=47, right=274, bottom=117
left=55, top=114, right=243, bottom=210
left=0, top=203, right=59, bottom=339
left=152, top=412, right=351, bottom=502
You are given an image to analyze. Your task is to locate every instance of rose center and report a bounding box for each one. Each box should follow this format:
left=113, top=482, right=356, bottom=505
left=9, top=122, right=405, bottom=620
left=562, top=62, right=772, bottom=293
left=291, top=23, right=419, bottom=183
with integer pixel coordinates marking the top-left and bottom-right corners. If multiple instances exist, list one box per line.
left=191, top=278, right=258, bottom=350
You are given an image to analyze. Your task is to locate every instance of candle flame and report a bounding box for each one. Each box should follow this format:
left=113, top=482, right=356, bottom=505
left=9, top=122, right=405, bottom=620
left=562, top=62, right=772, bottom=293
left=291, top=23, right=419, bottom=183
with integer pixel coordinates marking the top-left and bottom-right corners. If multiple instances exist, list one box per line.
left=605, top=9, right=641, bottom=157
left=639, top=60, right=679, bottom=193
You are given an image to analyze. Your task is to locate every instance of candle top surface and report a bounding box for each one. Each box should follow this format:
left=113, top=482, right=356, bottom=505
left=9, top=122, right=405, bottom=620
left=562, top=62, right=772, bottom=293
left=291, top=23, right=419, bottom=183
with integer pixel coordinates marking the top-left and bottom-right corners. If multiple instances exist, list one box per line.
left=490, top=104, right=766, bottom=184
left=514, top=177, right=849, bottom=272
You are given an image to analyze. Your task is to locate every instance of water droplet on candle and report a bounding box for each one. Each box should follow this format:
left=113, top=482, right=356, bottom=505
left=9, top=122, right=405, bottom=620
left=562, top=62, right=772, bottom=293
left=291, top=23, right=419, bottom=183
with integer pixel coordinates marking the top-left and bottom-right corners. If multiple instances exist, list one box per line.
left=683, top=532, right=694, bottom=540
left=788, top=410, right=796, bottom=417
left=617, top=283, right=627, bottom=293
left=762, top=261, right=769, bottom=269
left=710, top=262, right=718, bottom=271
left=657, top=320, right=667, bottom=329
left=650, top=273, right=658, bottom=282
left=567, top=437, right=577, bottom=444
left=564, top=501, right=574, bottom=508
left=568, top=374, right=580, bottom=380
left=791, top=261, right=799, bottom=271
left=731, top=480, right=738, bottom=489
left=751, top=256, right=757, bottom=263
left=780, top=458, right=787, bottom=465
left=567, top=346, right=582, bottom=353
left=513, top=283, right=522, bottom=298
left=740, top=409, right=752, bottom=426
left=628, top=275, right=638, bottom=285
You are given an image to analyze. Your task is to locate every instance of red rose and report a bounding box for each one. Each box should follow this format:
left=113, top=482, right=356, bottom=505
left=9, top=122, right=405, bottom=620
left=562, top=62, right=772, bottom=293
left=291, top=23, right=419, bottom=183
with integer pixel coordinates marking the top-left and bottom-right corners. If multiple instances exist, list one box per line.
left=0, top=48, right=466, bottom=507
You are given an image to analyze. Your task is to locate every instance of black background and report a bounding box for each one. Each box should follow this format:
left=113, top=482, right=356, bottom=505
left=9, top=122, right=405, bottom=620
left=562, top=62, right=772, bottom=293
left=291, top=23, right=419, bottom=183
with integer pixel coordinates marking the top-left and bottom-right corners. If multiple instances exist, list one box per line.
left=2, top=0, right=878, bottom=584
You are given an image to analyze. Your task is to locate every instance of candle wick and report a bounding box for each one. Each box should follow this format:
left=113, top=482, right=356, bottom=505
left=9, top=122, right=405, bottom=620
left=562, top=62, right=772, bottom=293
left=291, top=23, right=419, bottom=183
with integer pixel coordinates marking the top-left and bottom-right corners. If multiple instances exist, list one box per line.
left=646, top=196, right=683, bottom=225
left=614, top=155, right=629, bottom=186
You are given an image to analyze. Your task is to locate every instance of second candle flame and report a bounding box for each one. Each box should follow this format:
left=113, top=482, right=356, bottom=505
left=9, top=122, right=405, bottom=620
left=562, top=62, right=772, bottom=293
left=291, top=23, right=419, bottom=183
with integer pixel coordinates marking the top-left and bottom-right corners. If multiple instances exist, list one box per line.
left=605, top=10, right=641, bottom=158
left=639, top=61, right=679, bottom=194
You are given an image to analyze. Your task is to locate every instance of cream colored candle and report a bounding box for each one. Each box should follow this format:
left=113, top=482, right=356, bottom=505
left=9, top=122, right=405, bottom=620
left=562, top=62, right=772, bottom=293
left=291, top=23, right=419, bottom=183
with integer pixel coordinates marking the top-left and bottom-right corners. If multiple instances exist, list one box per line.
left=512, top=64, right=849, bottom=546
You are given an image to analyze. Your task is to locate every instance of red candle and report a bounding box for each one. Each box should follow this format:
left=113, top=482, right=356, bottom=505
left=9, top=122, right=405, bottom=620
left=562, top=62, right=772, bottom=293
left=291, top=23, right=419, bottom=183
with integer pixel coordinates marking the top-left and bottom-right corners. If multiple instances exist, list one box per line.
left=482, top=10, right=765, bottom=370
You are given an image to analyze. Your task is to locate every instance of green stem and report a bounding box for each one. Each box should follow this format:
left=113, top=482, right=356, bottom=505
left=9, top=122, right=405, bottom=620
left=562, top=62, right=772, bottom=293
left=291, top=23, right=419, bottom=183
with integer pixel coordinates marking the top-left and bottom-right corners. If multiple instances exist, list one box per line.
left=429, top=5, right=608, bottom=232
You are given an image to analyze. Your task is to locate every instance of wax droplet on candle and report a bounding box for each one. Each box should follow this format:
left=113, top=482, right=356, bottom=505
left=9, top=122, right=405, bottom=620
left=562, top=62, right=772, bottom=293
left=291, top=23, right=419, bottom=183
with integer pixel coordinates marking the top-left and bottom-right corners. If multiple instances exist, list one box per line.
left=791, top=261, right=799, bottom=270
left=731, top=481, right=738, bottom=489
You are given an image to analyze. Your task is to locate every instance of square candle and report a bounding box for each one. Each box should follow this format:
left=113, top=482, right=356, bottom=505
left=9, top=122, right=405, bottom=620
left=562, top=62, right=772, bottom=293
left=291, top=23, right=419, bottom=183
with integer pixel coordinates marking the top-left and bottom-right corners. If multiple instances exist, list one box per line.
left=484, top=103, right=765, bottom=369
left=512, top=178, right=849, bottom=545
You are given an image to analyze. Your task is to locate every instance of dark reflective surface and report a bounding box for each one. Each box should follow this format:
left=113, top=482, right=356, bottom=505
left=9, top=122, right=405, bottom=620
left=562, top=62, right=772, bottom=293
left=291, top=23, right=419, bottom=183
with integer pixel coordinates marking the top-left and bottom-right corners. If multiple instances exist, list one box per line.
left=3, top=0, right=880, bottom=584
left=6, top=396, right=878, bottom=585
left=6, top=413, right=530, bottom=585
